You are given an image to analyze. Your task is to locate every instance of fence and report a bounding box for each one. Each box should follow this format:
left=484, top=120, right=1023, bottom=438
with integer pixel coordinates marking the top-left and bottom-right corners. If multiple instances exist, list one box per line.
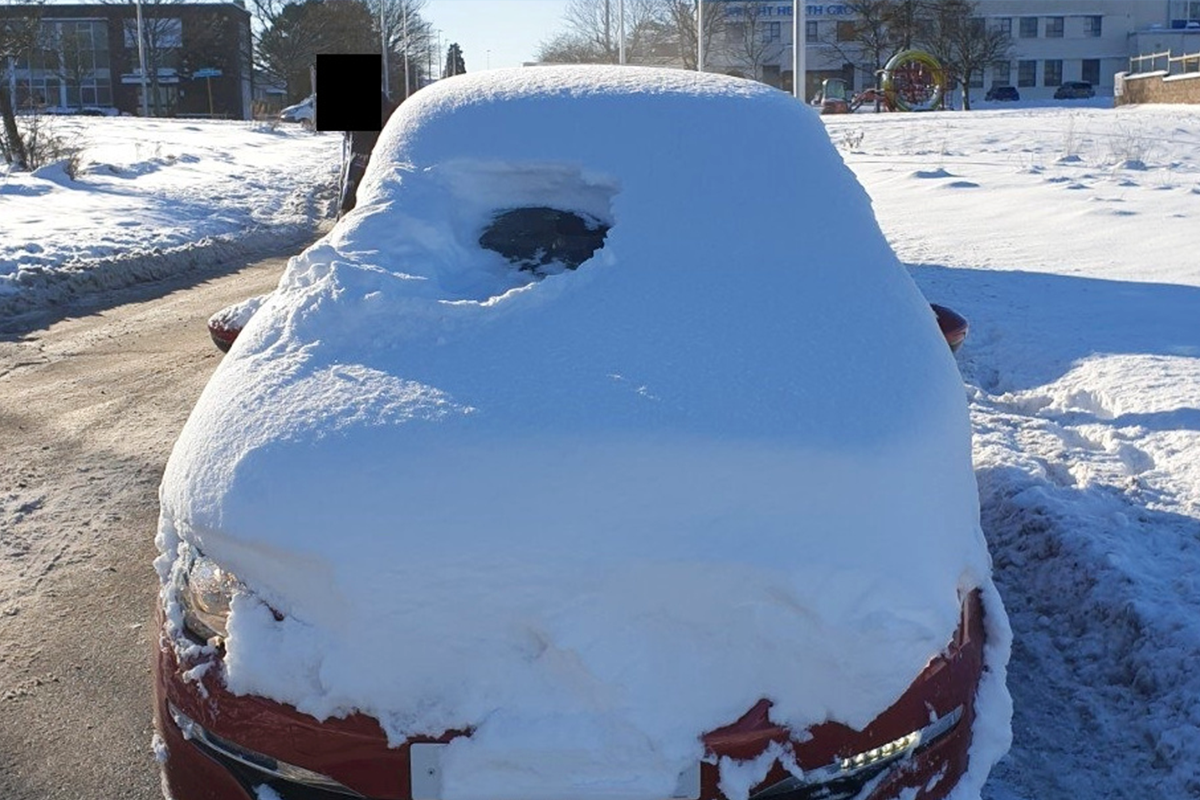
left=1128, top=49, right=1200, bottom=76
left=1117, top=49, right=1200, bottom=105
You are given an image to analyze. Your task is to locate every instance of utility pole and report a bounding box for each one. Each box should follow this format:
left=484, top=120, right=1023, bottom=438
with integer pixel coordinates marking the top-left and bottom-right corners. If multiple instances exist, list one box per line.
left=697, top=0, right=704, bottom=72
left=402, top=0, right=410, bottom=99
left=618, top=0, right=625, bottom=64
left=134, top=0, right=150, bottom=115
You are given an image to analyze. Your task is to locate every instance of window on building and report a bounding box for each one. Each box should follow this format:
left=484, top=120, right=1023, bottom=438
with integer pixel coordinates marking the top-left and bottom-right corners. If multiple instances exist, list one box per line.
left=1045, top=17, right=1063, bottom=38
left=1169, top=0, right=1200, bottom=26
left=806, top=20, right=818, bottom=42
left=1085, top=16, right=1102, bottom=37
left=1019, top=17, right=1038, bottom=38
left=124, top=18, right=183, bottom=49
left=1081, top=59, right=1100, bottom=85
left=994, top=17, right=1012, bottom=35
left=968, top=70, right=984, bottom=88
left=992, top=60, right=1010, bottom=85
left=836, top=21, right=856, bottom=42
left=1018, top=60, right=1036, bottom=87
left=761, top=21, right=781, bottom=43
left=725, top=21, right=746, bottom=43
left=1043, top=59, right=1063, bottom=86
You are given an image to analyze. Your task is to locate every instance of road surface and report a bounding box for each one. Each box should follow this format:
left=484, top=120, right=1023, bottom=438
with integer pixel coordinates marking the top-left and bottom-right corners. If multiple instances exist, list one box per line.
left=0, top=250, right=297, bottom=799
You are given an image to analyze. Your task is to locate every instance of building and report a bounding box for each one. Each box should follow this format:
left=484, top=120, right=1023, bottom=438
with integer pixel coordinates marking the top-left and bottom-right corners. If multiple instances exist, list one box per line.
left=0, top=1, right=252, bottom=119
left=706, top=1, right=1200, bottom=101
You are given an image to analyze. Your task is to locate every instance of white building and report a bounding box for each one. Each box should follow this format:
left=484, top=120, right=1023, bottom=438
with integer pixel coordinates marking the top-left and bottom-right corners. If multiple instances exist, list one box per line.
left=707, top=0, right=1200, bottom=100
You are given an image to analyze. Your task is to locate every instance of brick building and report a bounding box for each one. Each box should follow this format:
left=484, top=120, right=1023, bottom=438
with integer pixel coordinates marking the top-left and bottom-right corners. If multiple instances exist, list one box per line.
left=0, top=1, right=252, bottom=119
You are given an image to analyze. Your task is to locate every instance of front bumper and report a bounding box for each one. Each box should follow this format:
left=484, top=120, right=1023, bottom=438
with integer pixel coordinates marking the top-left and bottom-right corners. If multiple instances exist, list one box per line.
left=154, top=591, right=985, bottom=800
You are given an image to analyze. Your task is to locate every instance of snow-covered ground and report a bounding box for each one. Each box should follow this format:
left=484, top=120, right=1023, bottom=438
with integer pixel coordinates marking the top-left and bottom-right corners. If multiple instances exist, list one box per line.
left=0, top=116, right=341, bottom=323
left=3, top=96, right=1198, bottom=798
left=824, top=103, right=1200, bottom=798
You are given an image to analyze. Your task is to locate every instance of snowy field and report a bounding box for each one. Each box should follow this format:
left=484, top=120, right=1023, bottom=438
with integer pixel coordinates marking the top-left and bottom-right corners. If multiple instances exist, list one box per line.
left=2, top=97, right=1199, bottom=799
left=823, top=103, right=1200, bottom=798
left=0, top=116, right=341, bottom=323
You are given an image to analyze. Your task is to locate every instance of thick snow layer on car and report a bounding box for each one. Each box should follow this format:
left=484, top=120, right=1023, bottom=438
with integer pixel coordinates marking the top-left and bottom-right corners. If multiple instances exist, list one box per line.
left=158, top=66, right=1008, bottom=799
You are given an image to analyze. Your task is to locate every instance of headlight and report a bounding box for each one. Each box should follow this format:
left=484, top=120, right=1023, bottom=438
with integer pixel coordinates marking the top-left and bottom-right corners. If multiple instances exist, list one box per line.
left=180, top=556, right=243, bottom=642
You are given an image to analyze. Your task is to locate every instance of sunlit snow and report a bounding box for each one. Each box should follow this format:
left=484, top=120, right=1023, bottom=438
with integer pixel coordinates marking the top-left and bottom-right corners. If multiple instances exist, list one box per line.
left=4, top=66, right=1197, bottom=799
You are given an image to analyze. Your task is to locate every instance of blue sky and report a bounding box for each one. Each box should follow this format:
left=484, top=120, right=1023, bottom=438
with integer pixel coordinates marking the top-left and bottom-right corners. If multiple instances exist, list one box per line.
left=423, top=0, right=573, bottom=70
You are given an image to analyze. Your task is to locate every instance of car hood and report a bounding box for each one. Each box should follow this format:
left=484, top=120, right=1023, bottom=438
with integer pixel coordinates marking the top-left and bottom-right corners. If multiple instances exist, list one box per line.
left=159, top=66, right=997, bottom=799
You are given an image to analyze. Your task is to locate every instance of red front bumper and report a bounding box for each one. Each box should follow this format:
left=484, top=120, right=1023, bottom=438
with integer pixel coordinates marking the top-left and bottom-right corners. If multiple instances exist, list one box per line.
left=154, top=591, right=985, bottom=800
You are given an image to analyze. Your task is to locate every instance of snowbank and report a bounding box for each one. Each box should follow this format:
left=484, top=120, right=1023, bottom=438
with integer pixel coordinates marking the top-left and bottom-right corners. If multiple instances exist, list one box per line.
left=0, top=117, right=340, bottom=324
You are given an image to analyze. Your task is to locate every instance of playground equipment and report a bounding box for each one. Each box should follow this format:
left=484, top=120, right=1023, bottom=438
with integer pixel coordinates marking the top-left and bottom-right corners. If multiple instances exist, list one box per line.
left=814, top=50, right=948, bottom=114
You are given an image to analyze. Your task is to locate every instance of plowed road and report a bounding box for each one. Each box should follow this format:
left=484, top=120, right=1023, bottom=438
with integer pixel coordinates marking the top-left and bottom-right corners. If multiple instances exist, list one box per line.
left=0, top=251, right=293, bottom=799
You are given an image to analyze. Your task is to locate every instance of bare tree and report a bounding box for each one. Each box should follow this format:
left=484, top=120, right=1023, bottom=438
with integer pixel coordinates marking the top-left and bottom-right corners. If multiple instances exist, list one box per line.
left=53, top=24, right=98, bottom=110
left=920, top=0, right=1010, bottom=109
left=367, top=0, right=429, bottom=96
left=719, top=1, right=784, bottom=83
left=101, top=0, right=191, bottom=115
left=659, top=0, right=724, bottom=71
left=0, top=1, right=42, bottom=169
left=257, top=0, right=383, bottom=103
left=822, top=0, right=898, bottom=94
left=887, top=0, right=927, bottom=51
left=536, top=0, right=670, bottom=65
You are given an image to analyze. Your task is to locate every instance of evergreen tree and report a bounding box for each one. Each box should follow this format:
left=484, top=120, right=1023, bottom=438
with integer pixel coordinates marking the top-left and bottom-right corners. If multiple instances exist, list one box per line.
left=442, top=42, right=465, bottom=77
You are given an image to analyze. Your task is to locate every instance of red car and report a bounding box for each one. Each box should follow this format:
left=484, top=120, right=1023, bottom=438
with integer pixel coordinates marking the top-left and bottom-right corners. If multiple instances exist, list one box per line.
left=160, top=65, right=1007, bottom=800
left=156, top=591, right=985, bottom=800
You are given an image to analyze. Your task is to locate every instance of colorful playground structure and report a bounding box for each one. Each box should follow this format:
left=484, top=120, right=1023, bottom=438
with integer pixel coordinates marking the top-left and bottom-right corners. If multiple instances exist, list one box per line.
left=812, top=50, right=947, bottom=114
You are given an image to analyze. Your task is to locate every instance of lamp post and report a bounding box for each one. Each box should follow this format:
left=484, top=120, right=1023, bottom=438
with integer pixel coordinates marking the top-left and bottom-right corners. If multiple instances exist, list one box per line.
left=134, top=0, right=150, bottom=116
left=402, top=0, right=410, bottom=99
left=618, top=0, right=625, bottom=65
left=697, top=0, right=704, bottom=72
left=792, top=0, right=806, bottom=101
left=381, top=0, right=390, bottom=96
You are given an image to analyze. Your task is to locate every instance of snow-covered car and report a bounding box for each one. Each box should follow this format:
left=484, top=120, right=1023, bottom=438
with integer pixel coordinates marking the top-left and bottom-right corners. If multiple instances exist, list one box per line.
left=154, top=66, right=1010, bottom=800
left=208, top=297, right=970, bottom=354
left=279, top=94, right=315, bottom=126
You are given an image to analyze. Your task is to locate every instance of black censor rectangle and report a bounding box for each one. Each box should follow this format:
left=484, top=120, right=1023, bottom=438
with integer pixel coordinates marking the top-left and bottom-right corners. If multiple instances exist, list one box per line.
left=316, top=54, right=384, bottom=132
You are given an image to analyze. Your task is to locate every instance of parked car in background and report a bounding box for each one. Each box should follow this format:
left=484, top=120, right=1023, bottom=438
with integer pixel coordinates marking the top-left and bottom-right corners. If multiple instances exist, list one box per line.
left=158, top=65, right=1009, bottom=800
left=279, top=94, right=314, bottom=127
left=1054, top=81, right=1095, bottom=99
left=985, top=85, right=1020, bottom=101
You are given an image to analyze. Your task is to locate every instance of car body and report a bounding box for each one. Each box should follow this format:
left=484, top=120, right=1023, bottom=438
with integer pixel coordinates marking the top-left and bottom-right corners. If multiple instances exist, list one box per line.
left=1054, top=81, right=1095, bottom=100
left=984, top=85, right=1019, bottom=102
left=156, top=66, right=1010, bottom=800
left=206, top=294, right=266, bottom=352
left=279, top=94, right=315, bottom=126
